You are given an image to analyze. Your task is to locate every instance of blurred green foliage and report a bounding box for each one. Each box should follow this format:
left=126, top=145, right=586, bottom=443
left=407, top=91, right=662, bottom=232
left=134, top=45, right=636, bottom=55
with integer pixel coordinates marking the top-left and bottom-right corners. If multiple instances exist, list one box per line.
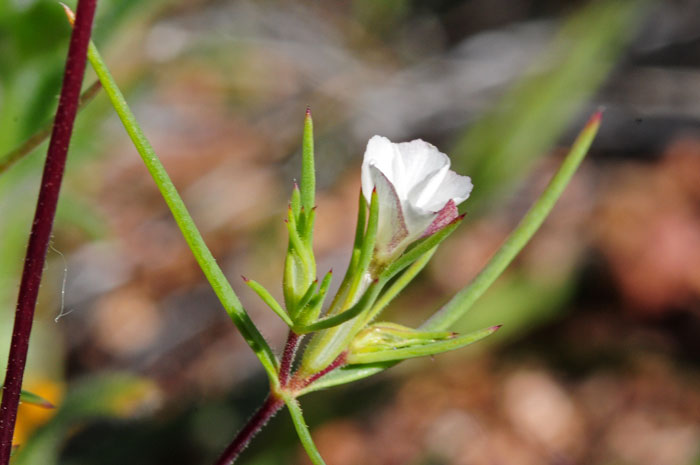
left=453, top=0, right=649, bottom=210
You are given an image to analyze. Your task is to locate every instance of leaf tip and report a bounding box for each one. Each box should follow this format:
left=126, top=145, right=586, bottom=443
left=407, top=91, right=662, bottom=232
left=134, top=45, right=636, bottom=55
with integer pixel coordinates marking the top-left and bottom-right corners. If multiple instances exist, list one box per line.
left=241, top=275, right=249, bottom=282
left=59, top=2, right=75, bottom=26
left=489, top=324, right=503, bottom=332
left=305, top=106, right=312, bottom=118
left=585, top=109, right=604, bottom=131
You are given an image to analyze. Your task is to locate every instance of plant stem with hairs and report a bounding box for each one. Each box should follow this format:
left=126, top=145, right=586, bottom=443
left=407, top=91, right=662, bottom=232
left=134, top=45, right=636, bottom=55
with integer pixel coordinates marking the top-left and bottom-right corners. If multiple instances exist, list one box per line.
left=0, top=0, right=97, bottom=462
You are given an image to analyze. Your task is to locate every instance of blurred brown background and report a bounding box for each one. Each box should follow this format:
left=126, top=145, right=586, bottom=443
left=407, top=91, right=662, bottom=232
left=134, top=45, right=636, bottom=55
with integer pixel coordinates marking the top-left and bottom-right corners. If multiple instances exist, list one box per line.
left=1, top=0, right=699, bottom=464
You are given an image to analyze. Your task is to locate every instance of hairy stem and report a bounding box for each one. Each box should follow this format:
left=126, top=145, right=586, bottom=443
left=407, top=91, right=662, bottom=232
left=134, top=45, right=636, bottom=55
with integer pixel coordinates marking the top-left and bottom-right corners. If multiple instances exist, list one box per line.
left=279, top=331, right=301, bottom=387
left=298, top=351, right=347, bottom=390
left=0, top=0, right=97, bottom=461
left=213, top=396, right=284, bottom=465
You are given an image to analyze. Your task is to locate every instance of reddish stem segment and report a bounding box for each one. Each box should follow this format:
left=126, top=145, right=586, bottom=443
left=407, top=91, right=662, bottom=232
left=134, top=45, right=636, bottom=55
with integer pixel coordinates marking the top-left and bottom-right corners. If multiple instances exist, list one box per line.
left=298, top=351, right=347, bottom=389
left=213, top=396, right=284, bottom=465
left=278, top=330, right=301, bottom=387
left=0, top=0, right=97, bottom=461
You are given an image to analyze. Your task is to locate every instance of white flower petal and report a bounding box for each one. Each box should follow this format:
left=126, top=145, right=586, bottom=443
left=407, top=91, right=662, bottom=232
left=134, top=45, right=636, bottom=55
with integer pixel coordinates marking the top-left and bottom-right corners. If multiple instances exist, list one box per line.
left=362, top=136, right=399, bottom=203
left=393, top=139, right=449, bottom=197
left=419, top=170, right=473, bottom=212
left=360, top=135, right=472, bottom=264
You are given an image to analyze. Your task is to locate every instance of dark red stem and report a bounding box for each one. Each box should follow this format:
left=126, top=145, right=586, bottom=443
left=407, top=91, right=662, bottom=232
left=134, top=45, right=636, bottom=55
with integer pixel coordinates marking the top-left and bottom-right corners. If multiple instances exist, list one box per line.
left=213, top=395, right=284, bottom=465
left=298, top=351, right=347, bottom=389
left=278, top=330, right=301, bottom=387
left=0, top=0, right=97, bottom=460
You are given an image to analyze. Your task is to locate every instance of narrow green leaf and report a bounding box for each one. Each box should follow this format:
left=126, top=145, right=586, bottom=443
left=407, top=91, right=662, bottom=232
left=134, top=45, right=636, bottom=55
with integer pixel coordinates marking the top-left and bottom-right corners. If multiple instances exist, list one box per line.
left=66, top=7, right=279, bottom=382
left=347, top=326, right=500, bottom=364
left=285, top=398, right=327, bottom=465
left=301, top=108, right=315, bottom=215
left=244, top=277, right=294, bottom=327
left=296, top=362, right=393, bottom=396
left=423, top=111, right=602, bottom=332
left=19, top=390, right=54, bottom=409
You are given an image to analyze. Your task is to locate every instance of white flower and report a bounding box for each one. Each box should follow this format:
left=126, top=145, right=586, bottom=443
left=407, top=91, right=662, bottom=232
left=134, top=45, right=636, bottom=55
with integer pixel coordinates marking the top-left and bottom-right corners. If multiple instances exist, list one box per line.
left=361, top=135, right=473, bottom=263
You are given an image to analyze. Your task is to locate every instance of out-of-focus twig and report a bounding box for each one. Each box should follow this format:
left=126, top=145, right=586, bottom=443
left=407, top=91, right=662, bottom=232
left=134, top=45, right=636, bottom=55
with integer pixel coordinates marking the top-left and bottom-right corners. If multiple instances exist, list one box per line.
left=0, top=80, right=102, bottom=176
left=0, top=1, right=97, bottom=462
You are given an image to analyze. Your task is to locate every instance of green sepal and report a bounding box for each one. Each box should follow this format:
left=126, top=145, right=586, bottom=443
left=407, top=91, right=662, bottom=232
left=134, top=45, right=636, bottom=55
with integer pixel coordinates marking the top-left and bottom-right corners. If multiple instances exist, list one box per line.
left=290, top=184, right=301, bottom=222
left=350, top=322, right=455, bottom=354
left=347, top=325, right=500, bottom=364
left=296, top=280, right=381, bottom=334
left=380, top=214, right=464, bottom=283
left=363, top=247, right=436, bottom=326
left=353, top=189, right=378, bottom=282
left=298, top=269, right=333, bottom=326
left=291, top=279, right=318, bottom=320
left=283, top=204, right=315, bottom=310
left=244, top=277, right=294, bottom=327
left=325, top=193, right=366, bottom=317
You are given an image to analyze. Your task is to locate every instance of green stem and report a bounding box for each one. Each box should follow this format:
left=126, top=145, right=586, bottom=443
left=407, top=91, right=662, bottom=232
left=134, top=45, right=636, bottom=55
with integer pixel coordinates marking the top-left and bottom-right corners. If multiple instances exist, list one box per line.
left=285, top=399, right=327, bottom=465
left=70, top=11, right=278, bottom=381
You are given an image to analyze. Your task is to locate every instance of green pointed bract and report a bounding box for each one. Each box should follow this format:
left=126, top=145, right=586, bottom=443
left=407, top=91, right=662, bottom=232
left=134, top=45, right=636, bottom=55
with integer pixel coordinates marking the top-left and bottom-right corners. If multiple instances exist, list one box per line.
left=291, top=279, right=318, bottom=320
left=284, top=203, right=316, bottom=312
left=296, top=280, right=381, bottom=334
left=347, top=325, right=500, bottom=364
left=244, top=277, right=294, bottom=327
left=297, top=269, right=333, bottom=326
left=350, top=322, right=455, bottom=353
left=290, top=184, right=301, bottom=221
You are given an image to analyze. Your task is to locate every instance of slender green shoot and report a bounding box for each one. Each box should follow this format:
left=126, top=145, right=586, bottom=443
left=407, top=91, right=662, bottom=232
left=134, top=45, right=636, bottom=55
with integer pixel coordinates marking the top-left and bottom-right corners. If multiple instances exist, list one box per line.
left=300, top=109, right=315, bottom=225
left=65, top=6, right=279, bottom=382
left=285, top=399, right=326, bottom=465
left=244, top=278, right=294, bottom=327
left=423, top=110, right=602, bottom=331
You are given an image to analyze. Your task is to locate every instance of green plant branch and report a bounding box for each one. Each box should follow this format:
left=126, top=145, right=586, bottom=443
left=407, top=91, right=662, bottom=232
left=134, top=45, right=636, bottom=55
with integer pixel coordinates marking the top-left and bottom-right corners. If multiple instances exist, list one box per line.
left=284, top=399, right=327, bottom=465
left=298, top=110, right=602, bottom=394
left=0, top=80, right=102, bottom=176
left=61, top=5, right=278, bottom=382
